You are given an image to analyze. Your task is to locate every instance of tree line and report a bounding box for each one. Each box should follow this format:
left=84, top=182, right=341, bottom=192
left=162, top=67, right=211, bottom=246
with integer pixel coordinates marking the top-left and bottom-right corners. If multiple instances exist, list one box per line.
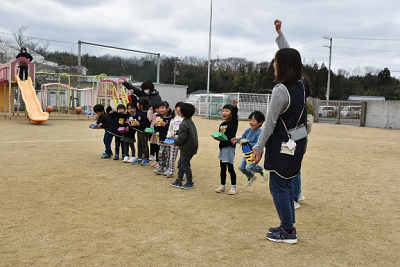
left=43, top=51, right=400, bottom=100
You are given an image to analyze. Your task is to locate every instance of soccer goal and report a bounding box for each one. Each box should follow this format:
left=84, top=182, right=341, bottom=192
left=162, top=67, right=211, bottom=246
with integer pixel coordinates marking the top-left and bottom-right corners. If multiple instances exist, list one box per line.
left=186, top=92, right=271, bottom=119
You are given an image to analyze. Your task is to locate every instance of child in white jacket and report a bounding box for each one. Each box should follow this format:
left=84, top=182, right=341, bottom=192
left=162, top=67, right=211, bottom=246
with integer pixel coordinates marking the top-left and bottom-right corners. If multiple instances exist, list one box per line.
left=165, top=102, right=184, bottom=178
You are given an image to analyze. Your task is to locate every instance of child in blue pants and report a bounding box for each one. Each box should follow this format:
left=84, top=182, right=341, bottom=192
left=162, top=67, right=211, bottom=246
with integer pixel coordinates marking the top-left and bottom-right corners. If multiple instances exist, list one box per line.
left=231, top=111, right=269, bottom=186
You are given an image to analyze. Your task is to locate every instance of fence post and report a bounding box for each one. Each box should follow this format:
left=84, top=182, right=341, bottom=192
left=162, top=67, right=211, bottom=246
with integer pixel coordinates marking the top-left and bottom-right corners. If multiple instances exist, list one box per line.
left=336, top=102, right=341, bottom=124
left=360, top=101, right=367, bottom=127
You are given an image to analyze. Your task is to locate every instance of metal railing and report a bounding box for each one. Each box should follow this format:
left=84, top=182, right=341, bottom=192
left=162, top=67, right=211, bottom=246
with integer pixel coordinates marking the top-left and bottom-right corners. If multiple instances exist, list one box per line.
left=315, top=100, right=364, bottom=125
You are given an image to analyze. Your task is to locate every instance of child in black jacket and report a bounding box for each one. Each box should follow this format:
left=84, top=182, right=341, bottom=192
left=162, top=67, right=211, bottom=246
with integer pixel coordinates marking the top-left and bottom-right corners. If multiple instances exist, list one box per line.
left=122, top=103, right=137, bottom=163
left=214, top=99, right=239, bottom=195
left=106, top=104, right=127, bottom=160
left=153, top=101, right=172, bottom=175
left=131, top=97, right=151, bottom=166
left=93, top=104, right=112, bottom=159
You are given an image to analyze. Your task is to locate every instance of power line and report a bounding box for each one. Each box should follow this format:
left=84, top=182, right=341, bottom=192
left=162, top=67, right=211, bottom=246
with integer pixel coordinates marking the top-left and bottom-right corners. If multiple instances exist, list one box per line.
left=334, top=45, right=400, bottom=54
left=331, top=36, right=400, bottom=41
left=332, top=55, right=400, bottom=68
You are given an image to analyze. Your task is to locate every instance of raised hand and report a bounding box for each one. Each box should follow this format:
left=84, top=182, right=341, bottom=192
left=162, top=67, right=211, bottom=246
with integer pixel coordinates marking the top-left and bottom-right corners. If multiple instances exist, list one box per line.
left=274, top=19, right=282, bottom=35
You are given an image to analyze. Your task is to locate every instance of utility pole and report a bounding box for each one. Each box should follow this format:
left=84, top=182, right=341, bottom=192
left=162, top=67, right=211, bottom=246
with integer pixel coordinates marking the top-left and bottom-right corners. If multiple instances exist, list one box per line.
left=206, top=0, right=213, bottom=118
left=324, top=37, right=332, bottom=101
left=173, top=57, right=179, bottom=85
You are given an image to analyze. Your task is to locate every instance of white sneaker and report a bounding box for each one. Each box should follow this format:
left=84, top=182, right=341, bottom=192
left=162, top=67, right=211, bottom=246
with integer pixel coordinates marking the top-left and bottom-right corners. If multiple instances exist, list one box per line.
left=149, top=155, right=155, bottom=161
left=228, top=187, right=238, bottom=195
left=123, top=156, right=129, bottom=162
left=127, top=157, right=136, bottom=163
left=294, top=201, right=300, bottom=210
left=215, top=185, right=225, bottom=193
left=298, top=194, right=306, bottom=201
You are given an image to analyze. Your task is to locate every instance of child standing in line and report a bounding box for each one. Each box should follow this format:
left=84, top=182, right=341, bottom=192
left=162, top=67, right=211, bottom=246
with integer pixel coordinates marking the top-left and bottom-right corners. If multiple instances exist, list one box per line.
left=131, top=97, right=151, bottom=166
left=231, top=111, right=269, bottom=186
left=122, top=103, right=137, bottom=163
left=93, top=104, right=112, bottom=158
left=171, top=103, right=198, bottom=189
left=147, top=103, right=161, bottom=167
left=165, top=101, right=184, bottom=178
left=106, top=104, right=127, bottom=160
left=153, top=101, right=173, bottom=175
left=214, top=99, right=239, bottom=195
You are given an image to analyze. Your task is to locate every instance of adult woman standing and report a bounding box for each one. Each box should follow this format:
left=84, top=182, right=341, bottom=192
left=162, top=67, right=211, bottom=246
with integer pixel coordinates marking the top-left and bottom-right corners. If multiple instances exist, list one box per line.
left=252, top=46, right=307, bottom=244
left=16, top=47, right=33, bottom=81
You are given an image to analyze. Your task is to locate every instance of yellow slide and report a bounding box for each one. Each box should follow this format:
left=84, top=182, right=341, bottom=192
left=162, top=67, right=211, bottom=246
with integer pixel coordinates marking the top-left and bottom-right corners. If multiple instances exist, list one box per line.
left=16, top=76, right=49, bottom=124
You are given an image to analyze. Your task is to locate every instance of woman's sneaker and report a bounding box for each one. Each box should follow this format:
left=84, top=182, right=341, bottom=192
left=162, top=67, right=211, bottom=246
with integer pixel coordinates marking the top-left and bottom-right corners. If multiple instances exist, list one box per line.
left=123, top=156, right=130, bottom=162
left=266, top=228, right=297, bottom=244
left=268, top=226, right=281, bottom=233
left=149, top=155, right=155, bottom=161
left=113, top=154, right=119, bottom=160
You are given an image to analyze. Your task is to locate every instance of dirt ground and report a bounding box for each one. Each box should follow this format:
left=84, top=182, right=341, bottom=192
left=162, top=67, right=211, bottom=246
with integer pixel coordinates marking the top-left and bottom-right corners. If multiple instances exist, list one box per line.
left=0, top=114, right=399, bottom=267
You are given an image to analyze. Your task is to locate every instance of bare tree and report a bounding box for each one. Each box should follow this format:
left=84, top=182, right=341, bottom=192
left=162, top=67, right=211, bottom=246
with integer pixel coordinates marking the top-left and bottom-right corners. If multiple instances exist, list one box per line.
left=11, top=25, right=49, bottom=54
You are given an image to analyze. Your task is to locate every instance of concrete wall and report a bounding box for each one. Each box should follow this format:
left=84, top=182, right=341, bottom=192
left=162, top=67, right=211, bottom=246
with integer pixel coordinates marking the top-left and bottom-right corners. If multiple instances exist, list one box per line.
left=365, top=101, right=400, bottom=129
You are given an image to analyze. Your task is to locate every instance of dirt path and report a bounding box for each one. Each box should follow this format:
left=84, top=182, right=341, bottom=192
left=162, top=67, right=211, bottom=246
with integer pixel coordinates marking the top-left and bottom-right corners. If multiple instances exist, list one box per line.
left=0, top=116, right=399, bottom=266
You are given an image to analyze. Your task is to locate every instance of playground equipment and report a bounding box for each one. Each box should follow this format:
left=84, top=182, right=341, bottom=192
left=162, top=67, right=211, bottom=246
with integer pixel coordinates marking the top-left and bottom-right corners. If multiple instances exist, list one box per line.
left=16, top=76, right=49, bottom=124
left=0, top=58, right=47, bottom=124
left=97, top=79, right=129, bottom=108
left=40, top=83, right=94, bottom=119
left=1, top=56, right=132, bottom=123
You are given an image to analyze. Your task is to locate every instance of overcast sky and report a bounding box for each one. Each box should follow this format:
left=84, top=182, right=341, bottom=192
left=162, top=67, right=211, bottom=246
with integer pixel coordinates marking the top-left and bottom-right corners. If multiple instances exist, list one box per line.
left=1, top=0, right=400, bottom=77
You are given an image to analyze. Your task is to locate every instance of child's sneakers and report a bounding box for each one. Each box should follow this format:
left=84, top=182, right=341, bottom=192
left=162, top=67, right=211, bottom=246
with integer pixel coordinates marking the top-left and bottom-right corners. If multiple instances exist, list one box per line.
left=101, top=153, right=111, bottom=159
left=127, top=157, right=136, bottom=163
left=131, top=158, right=142, bottom=165
left=113, top=154, right=119, bottom=160
left=215, top=185, right=225, bottom=193
left=170, top=180, right=183, bottom=188
left=141, top=159, right=150, bottom=166
left=151, top=162, right=159, bottom=168
left=181, top=182, right=194, bottom=189
left=261, top=168, right=269, bottom=181
left=153, top=168, right=164, bottom=175
left=123, top=156, right=130, bottom=162
left=245, top=175, right=257, bottom=187
left=228, top=187, right=238, bottom=195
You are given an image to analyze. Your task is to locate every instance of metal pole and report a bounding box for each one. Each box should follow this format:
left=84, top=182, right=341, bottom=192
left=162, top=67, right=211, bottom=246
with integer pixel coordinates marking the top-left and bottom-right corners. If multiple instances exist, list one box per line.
left=324, top=37, right=332, bottom=101
left=156, top=54, right=160, bottom=84
left=206, top=0, right=213, bottom=118
left=78, top=41, right=82, bottom=67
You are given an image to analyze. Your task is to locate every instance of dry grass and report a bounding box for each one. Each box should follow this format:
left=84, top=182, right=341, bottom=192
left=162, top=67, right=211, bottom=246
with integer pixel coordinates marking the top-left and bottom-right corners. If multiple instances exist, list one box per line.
left=0, top=115, right=399, bottom=266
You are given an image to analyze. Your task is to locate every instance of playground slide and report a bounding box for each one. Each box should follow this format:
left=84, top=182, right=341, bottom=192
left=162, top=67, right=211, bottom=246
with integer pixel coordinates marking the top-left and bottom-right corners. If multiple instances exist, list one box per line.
left=16, top=76, right=49, bottom=124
